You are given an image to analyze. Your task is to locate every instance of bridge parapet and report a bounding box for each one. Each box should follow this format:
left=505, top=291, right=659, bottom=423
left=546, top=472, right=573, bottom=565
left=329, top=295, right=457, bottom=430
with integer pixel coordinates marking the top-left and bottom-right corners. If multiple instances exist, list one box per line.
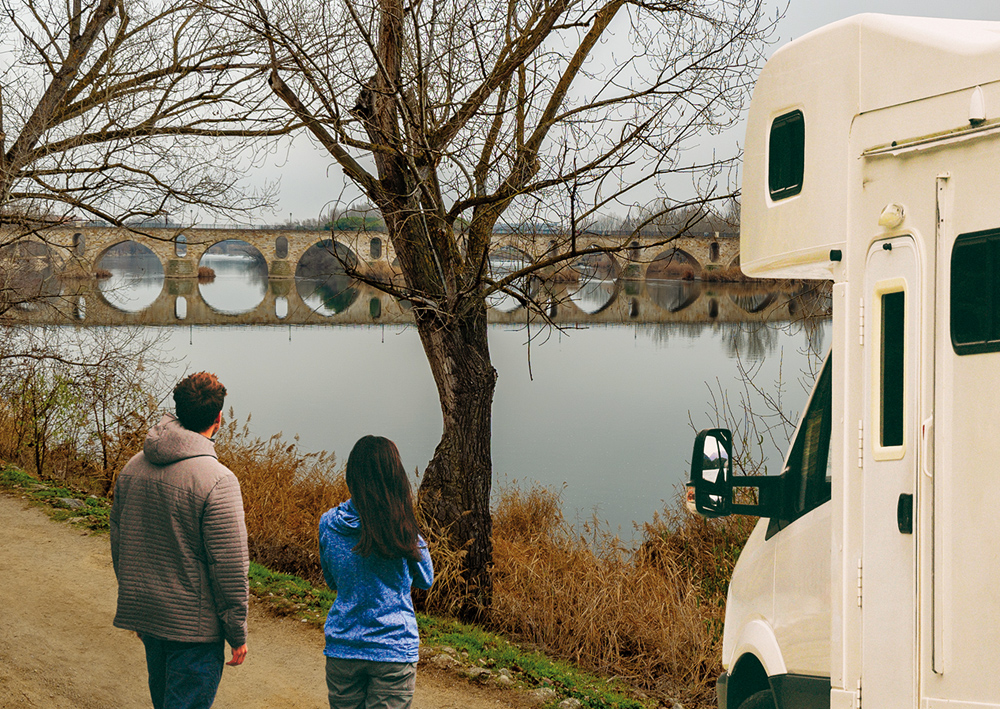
left=3, top=226, right=738, bottom=282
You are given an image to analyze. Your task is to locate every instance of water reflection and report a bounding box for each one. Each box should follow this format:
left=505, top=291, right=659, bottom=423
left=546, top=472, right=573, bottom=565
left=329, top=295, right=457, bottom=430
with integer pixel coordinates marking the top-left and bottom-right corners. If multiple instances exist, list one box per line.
left=298, top=275, right=360, bottom=315
left=97, top=244, right=164, bottom=312
left=646, top=279, right=700, bottom=312
left=198, top=243, right=268, bottom=314
left=567, top=278, right=617, bottom=313
left=296, top=240, right=360, bottom=316
left=0, top=241, right=62, bottom=311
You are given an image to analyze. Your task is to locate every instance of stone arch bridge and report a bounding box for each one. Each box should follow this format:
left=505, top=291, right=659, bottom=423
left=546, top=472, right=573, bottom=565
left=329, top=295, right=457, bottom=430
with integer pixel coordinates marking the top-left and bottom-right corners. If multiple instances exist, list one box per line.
left=6, top=225, right=739, bottom=281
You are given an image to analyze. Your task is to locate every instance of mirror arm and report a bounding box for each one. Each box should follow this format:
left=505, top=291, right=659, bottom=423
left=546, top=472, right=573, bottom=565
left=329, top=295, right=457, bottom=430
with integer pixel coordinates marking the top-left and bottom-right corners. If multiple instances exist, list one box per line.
left=729, top=476, right=783, bottom=517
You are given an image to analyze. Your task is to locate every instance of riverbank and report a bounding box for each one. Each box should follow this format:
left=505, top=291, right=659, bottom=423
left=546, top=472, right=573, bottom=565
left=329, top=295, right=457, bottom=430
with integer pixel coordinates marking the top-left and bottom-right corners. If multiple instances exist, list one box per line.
left=0, top=466, right=660, bottom=709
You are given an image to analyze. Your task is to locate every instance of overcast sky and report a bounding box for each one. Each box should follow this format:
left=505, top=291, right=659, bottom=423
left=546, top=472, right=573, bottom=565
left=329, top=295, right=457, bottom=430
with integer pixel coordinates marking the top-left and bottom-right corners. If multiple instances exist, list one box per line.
left=253, top=1, right=1000, bottom=224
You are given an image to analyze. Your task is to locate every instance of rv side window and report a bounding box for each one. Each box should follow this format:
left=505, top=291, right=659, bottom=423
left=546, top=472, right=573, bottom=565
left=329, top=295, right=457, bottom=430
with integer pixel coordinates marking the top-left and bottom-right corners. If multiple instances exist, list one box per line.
left=768, top=110, right=805, bottom=201
left=952, top=229, right=1000, bottom=354
left=768, top=356, right=832, bottom=537
left=880, top=291, right=905, bottom=446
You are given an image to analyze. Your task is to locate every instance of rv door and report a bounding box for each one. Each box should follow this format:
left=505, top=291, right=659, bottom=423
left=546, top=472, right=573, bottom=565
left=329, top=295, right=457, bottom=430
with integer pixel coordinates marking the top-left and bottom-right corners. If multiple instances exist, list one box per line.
left=861, top=235, right=920, bottom=709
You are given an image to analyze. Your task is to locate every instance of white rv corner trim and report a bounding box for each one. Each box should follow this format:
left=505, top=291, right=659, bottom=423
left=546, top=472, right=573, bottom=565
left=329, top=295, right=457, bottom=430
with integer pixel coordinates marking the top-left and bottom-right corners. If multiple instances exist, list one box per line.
left=740, top=246, right=840, bottom=281
left=924, top=701, right=1000, bottom=709
left=730, top=619, right=788, bottom=677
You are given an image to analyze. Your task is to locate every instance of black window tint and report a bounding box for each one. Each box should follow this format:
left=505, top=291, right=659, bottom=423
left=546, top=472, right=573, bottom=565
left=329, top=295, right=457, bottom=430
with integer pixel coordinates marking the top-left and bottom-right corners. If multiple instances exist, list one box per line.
left=769, top=110, right=805, bottom=200
left=768, top=356, right=832, bottom=537
left=952, top=229, right=1000, bottom=354
left=881, top=291, right=905, bottom=447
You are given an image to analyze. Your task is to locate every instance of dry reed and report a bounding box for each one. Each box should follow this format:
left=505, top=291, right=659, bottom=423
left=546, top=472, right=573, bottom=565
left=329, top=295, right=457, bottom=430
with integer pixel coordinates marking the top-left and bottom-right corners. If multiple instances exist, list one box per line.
left=197, top=266, right=216, bottom=281
left=214, top=412, right=347, bottom=584
left=1, top=390, right=754, bottom=705
left=490, top=484, right=755, bottom=707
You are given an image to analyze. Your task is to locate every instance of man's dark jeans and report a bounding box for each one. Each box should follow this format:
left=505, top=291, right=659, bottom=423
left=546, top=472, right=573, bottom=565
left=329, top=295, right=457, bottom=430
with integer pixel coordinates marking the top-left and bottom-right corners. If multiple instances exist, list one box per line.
left=140, top=634, right=225, bottom=709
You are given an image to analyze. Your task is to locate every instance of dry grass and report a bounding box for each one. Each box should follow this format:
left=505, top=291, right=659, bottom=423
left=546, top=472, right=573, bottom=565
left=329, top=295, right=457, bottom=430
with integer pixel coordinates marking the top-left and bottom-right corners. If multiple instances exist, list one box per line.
left=1, top=393, right=753, bottom=706
left=699, top=265, right=748, bottom=282
left=214, top=412, right=348, bottom=584
left=197, top=266, right=216, bottom=281
left=490, top=484, right=755, bottom=707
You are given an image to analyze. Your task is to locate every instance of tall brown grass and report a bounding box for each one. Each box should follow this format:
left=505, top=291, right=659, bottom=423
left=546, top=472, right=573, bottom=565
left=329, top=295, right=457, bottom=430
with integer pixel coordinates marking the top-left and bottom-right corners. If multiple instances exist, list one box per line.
left=490, top=484, right=755, bottom=706
left=2, top=390, right=753, bottom=706
left=214, top=412, right=348, bottom=584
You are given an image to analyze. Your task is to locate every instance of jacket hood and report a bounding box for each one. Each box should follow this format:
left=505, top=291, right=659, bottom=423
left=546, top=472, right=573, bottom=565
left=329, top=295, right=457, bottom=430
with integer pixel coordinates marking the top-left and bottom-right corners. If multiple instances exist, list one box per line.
left=329, top=499, right=361, bottom=536
left=143, top=413, right=218, bottom=467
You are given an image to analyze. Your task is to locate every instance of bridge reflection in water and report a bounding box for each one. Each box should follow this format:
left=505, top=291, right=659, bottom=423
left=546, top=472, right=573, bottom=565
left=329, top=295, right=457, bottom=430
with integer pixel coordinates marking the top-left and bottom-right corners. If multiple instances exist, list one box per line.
left=9, top=253, right=832, bottom=331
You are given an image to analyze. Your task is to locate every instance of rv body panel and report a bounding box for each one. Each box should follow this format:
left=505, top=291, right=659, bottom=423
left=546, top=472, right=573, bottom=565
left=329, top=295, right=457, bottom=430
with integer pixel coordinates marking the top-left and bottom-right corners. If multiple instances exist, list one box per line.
left=715, top=12, right=1000, bottom=709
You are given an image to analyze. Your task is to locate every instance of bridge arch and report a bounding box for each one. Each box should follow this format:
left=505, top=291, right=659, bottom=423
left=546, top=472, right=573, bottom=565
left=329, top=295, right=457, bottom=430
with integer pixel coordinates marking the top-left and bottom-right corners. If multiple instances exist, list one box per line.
left=196, top=241, right=269, bottom=314
left=295, top=239, right=360, bottom=316
left=95, top=241, right=165, bottom=312
left=647, top=247, right=701, bottom=280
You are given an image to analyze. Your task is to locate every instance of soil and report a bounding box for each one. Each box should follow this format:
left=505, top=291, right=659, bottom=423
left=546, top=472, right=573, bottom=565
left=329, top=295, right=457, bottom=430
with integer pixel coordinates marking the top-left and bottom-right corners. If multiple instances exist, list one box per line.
left=0, top=493, right=531, bottom=709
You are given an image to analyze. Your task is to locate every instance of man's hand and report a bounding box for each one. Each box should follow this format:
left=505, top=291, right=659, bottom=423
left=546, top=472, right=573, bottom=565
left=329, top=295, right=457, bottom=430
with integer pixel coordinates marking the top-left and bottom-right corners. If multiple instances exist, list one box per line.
left=226, top=644, right=248, bottom=666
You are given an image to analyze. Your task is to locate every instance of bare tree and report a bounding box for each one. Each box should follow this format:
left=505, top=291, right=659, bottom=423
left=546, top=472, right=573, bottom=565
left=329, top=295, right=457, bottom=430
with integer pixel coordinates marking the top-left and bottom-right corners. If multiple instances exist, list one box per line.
left=0, top=0, right=297, bottom=315
left=222, top=0, right=780, bottom=614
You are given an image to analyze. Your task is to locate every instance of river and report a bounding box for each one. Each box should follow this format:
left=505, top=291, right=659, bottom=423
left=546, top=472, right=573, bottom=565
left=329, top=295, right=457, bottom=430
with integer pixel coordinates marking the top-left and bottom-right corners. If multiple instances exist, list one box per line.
left=32, top=247, right=832, bottom=535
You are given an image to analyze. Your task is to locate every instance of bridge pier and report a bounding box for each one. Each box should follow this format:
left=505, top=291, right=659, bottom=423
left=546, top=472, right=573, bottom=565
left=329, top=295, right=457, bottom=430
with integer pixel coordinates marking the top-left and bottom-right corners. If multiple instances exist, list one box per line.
left=5, top=225, right=740, bottom=285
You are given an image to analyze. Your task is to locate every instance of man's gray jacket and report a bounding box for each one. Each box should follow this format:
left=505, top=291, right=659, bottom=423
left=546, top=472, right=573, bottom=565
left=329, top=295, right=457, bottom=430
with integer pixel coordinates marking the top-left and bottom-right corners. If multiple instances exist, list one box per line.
left=111, top=413, right=248, bottom=647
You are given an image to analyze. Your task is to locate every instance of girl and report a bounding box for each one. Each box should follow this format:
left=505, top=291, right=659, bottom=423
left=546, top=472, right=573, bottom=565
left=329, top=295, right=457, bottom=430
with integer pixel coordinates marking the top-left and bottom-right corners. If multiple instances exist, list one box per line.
left=319, top=435, right=434, bottom=709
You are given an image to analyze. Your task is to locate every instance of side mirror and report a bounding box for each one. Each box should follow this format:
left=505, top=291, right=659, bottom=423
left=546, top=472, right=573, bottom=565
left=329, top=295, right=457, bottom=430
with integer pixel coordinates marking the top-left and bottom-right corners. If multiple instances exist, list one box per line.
left=687, top=428, right=734, bottom=518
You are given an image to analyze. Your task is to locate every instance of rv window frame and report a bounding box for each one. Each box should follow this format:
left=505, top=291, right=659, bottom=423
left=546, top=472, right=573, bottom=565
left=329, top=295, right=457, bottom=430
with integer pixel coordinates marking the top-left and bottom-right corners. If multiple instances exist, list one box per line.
left=871, top=278, right=907, bottom=462
left=951, top=228, right=1000, bottom=354
left=767, top=109, right=805, bottom=201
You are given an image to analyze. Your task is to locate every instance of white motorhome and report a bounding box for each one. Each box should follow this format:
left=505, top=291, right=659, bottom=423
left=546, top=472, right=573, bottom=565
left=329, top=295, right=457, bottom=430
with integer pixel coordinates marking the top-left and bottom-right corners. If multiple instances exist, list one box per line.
left=686, top=14, right=1000, bottom=709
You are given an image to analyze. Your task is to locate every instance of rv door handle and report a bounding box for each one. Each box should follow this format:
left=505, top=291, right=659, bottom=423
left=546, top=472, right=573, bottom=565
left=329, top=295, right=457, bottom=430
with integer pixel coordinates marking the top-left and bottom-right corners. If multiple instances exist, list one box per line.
left=897, top=493, right=914, bottom=534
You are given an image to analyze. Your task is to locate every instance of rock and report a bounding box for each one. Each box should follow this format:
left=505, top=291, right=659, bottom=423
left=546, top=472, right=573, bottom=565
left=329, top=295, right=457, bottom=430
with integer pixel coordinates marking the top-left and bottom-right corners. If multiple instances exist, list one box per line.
left=495, top=674, right=515, bottom=688
left=418, top=646, right=435, bottom=661
left=430, top=654, right=459, bottom=670
left=558, top=700, right=582, bottom=709
left=440, top=646, right=458, bottom=657
left=466, top=667, right=492, bottom=682
left=527, top=688, right=558, bottom=706
left=498, top=668, right=513, bottom=679
left=57, top=498, right=86, bottom=510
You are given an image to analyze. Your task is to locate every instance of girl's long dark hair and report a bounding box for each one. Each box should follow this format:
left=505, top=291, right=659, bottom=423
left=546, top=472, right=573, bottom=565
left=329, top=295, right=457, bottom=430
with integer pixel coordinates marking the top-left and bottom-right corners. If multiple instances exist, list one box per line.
left=345, top=435, right=422, bottom=561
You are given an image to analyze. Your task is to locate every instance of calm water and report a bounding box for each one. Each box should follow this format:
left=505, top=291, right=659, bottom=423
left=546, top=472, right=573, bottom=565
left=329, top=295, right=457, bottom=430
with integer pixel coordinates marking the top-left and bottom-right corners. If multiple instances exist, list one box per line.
left=85, top=250, right=830, bottom=534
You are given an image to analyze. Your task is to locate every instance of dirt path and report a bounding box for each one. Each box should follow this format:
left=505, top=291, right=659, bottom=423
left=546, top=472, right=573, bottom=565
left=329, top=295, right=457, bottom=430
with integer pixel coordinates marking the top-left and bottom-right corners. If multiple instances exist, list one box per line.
left=0, top=494, right=525, bottom=709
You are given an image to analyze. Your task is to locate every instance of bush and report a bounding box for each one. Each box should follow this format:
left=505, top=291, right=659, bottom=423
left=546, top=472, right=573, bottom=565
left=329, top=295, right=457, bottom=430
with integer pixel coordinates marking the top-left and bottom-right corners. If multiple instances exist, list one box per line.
left=490, top=484, right=755, bottom=707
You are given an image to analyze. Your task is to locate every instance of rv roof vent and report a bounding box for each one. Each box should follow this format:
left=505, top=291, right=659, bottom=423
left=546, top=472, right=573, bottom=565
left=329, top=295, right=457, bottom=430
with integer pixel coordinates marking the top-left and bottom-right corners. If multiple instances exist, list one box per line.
left=970, top=86, right=986, bottom=125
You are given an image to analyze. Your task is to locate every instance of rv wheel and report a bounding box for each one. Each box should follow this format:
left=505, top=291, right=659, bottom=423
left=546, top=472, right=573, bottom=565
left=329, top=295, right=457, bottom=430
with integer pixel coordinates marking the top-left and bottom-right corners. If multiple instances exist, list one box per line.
left=739, top=689, right=776, bottom=709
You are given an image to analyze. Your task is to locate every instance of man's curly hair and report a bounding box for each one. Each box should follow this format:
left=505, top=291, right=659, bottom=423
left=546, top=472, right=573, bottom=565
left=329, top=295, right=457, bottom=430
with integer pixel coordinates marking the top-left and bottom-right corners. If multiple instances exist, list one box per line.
left=173, top=372, right=226, bottom=432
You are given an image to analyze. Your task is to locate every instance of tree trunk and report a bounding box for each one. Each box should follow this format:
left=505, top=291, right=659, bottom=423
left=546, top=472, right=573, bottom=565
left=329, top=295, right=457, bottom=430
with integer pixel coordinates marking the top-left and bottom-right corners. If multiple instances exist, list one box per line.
left=413, top=295, right=497, bottom=620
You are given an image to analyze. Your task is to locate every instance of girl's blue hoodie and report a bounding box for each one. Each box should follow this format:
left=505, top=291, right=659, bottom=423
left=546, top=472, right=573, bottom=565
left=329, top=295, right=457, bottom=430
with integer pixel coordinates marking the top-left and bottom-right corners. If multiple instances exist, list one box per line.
left=319, top=499, right=434, bottom=662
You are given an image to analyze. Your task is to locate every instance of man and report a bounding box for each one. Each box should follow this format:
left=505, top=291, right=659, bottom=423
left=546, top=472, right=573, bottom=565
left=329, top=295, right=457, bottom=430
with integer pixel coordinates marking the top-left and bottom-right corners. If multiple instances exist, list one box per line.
left=111, top=372, right=248, bottom=709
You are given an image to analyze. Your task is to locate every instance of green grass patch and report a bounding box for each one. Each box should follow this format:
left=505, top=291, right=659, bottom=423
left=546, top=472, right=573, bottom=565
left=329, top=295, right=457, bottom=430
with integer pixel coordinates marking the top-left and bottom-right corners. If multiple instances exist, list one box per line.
left=418, top=615, right=649, bottom=709
left=0, top=465, right=111, bottom=531
left=249, top=561, right=335, bottom=625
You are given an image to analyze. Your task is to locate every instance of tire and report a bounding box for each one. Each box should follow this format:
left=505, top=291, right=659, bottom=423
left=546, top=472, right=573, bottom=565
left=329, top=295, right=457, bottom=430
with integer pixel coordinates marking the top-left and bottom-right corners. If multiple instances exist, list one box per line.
left=738, top=688, right=776, bottom=709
